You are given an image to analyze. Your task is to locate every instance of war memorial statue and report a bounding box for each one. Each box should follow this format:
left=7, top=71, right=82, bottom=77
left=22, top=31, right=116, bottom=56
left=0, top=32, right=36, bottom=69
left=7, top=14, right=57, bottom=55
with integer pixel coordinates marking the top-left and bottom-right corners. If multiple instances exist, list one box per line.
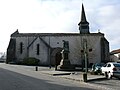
left=59, top=40, right=75, bottom=70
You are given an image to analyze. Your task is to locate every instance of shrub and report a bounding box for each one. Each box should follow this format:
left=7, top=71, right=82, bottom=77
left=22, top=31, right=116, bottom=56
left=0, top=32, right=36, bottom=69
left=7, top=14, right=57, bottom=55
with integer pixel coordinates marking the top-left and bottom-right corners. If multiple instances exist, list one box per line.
left=22, top=57, right=40, bottom=66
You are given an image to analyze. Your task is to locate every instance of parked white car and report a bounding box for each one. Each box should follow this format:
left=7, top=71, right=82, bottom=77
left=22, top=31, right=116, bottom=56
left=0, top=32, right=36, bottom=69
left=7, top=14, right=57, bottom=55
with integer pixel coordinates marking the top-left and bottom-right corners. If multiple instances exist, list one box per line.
left=101, top=62, right=120, bottom=79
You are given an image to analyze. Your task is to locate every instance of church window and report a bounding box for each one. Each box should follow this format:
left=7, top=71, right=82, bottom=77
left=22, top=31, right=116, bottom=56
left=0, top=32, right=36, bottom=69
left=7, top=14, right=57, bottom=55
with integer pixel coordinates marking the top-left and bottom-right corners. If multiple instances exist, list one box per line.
left=89, top=48, right=92, bottom=52
left=37, top=44, right=40, bottom=55
left=20, top=42, right=23, bottom=54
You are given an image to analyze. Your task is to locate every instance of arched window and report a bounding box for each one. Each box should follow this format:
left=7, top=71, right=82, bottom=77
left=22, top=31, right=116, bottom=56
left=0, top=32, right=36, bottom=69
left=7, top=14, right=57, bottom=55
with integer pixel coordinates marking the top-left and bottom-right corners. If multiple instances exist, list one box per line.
left=37, top=44, right=40, bottom=55
left=20, top=42, right=23, bottom=54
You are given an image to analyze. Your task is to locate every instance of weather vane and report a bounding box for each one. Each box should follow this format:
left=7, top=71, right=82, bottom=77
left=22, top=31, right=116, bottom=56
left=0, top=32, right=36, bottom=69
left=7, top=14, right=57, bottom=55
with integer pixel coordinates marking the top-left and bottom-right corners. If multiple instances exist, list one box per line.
left=98, top=29, right=100, bottom=33
left=81, top=0, right=84, bottom=3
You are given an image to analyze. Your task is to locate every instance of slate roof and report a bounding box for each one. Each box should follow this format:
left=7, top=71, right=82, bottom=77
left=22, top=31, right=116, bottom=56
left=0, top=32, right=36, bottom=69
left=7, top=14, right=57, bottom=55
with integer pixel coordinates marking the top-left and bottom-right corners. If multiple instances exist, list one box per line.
left=110, top=49, right=120, bottom=55
left=78, top=3, right=89, bottom=25
left=11, top=30, right=104, bottom=37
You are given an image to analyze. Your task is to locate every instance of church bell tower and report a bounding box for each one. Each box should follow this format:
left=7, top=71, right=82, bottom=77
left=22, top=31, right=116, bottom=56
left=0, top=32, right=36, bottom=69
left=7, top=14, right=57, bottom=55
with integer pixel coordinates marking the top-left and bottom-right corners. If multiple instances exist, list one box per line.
left=78, top=4, right=90, bottom=34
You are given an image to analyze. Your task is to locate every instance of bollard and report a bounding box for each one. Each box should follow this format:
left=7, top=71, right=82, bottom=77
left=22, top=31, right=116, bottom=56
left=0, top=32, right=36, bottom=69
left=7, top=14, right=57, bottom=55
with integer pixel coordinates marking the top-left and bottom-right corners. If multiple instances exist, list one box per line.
left=83, top=73, right=87, bottom=82
left=35, top=66, right=38, bottom=71
left=55, top=65, right=57, bottom=71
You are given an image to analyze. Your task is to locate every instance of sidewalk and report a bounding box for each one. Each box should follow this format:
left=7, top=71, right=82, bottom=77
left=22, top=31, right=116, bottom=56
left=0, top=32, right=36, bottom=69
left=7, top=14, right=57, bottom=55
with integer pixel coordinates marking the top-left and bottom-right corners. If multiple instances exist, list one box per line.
left=1, top=63, right=106, bottom=82
left=33, top=66, right=106, bottom=82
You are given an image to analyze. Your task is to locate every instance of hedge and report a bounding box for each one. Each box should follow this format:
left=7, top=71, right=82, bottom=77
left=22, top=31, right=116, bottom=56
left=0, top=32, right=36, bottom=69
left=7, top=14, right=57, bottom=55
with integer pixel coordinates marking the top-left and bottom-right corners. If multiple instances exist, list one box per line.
left=21, top=57, right=40, bottom=66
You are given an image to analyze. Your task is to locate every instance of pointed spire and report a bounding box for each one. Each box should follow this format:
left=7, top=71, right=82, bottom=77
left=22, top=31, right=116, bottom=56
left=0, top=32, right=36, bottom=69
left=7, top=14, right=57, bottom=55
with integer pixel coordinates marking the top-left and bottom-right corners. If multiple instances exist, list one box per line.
left=79, top=3, right=88, bottom=25
left=78, top=3, right=90, bottom=34
left=81, top=4, right=87, bottom=23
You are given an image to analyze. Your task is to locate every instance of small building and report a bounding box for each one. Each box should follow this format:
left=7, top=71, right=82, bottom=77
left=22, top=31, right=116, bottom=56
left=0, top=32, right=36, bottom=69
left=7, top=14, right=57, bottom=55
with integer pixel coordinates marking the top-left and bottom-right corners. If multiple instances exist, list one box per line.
left=110, top=49, right=120, bottom=62
left=7, top=4, right=110, bottom=67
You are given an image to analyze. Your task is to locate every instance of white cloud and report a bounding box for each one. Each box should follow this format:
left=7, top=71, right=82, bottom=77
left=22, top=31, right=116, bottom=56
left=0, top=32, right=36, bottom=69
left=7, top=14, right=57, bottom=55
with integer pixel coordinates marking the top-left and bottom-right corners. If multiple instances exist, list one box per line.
left=95, top=3, right=120, bottom=50
left=0, top=0, right=120, bottom=52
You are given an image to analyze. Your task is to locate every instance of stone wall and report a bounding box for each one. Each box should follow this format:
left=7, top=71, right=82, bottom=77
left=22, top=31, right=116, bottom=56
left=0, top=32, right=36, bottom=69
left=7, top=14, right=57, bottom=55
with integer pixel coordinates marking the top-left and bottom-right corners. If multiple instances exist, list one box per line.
left=12, top=33, right=107, bottom=66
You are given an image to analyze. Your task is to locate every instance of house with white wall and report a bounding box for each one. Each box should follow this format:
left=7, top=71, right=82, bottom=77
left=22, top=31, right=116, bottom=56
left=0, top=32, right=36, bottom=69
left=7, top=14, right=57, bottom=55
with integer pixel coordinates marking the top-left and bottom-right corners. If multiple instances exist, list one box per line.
left=110, top=49, right=120, bottom=62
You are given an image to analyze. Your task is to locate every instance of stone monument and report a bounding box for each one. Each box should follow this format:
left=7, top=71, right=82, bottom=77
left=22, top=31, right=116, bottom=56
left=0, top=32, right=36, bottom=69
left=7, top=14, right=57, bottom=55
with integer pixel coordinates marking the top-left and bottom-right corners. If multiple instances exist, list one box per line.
left=58, top=40, right=75, bottom=70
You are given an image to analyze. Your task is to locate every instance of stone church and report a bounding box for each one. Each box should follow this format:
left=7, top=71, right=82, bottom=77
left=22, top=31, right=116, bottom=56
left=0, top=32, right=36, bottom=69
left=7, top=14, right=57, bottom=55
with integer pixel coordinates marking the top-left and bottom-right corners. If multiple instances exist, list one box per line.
left=7, top=4, right=110, bottom=67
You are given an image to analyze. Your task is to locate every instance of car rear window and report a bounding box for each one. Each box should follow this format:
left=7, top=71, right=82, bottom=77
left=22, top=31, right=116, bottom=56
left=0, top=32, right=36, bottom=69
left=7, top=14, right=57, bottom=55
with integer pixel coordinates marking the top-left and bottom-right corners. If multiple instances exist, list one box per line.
left=113, top=64, right=120, bottom=67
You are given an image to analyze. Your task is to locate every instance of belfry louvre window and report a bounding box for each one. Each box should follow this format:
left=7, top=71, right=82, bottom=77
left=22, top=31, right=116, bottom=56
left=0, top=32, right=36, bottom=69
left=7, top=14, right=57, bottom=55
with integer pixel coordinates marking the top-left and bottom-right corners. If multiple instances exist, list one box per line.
left=37, top=44, right=40, bottom=55
left=20, top=42, right=23, bottom=54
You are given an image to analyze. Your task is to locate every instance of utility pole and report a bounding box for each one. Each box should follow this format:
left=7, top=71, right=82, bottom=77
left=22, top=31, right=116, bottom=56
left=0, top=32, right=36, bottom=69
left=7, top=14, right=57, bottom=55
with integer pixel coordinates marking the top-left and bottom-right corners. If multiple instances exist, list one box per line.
left=83, top=39, right=88, bottom=82
left=84, top=39, right=88, bottom=73
left=48, top=36, right=51, bottom=69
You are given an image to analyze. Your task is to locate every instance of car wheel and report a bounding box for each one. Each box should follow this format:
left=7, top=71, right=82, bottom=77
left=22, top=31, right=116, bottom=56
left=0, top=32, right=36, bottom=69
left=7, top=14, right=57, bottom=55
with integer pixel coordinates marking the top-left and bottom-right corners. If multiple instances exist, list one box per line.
left=108, top=72, right=112, bottom=79
left=105, top=72, right=108, bottom=78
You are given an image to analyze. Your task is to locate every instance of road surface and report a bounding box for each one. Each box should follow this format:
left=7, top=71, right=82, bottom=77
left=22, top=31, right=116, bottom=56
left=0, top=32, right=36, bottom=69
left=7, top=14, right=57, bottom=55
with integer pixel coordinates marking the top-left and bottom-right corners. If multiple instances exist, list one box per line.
left=0, top=63, right=99, bottom=90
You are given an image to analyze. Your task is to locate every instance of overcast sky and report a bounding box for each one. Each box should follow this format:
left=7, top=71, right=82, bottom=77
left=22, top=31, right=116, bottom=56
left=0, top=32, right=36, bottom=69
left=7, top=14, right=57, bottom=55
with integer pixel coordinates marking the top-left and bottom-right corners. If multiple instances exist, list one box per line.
left=0, top=0, right=120, bottom=52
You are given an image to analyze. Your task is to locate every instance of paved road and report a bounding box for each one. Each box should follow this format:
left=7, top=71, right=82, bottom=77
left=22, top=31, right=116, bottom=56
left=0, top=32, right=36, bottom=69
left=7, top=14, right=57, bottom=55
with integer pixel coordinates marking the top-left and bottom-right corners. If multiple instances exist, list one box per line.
left=0, top=63, right=99, bottom=90
left=90, top=77, right=120, bottom=90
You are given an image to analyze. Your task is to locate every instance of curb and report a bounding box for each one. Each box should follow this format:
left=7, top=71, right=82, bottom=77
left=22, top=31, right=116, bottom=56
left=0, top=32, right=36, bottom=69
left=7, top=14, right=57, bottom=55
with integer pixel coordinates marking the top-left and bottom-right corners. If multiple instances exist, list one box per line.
left=87, top=77, right=107, bottom=82
left=52, top=73, right=71, bottom=76
left=40, top=71, right=72, bottom=76
left=40, top=70, right=106, bottom=82
left=61, top=76, right=106, bottom=82
left=61, top=76, right=83, bottom=82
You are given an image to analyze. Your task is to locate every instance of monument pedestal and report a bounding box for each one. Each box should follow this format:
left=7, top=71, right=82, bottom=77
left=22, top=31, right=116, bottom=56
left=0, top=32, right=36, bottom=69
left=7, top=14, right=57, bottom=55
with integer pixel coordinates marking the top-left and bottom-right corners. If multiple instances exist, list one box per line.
left=59, top=59, right=75, bottom=70
left=58, top=50, right=75, bottom=70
